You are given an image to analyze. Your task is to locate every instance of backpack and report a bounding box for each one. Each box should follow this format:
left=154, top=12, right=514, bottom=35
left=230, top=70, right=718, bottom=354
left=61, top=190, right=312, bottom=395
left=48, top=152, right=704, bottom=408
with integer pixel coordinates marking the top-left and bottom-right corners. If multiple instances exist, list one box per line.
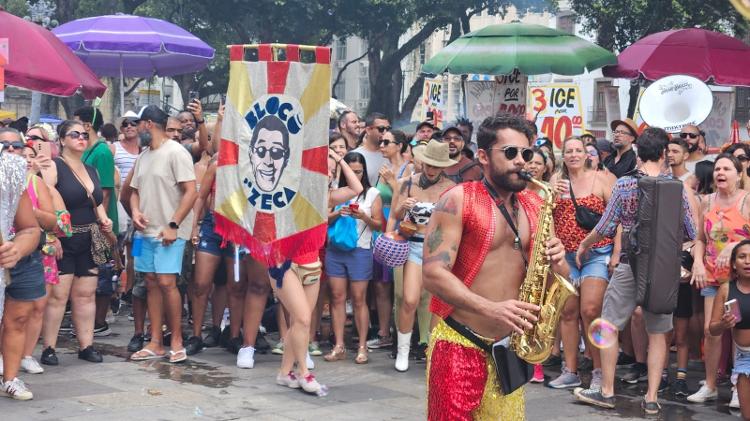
left=627, top=176, right=685, bottom=314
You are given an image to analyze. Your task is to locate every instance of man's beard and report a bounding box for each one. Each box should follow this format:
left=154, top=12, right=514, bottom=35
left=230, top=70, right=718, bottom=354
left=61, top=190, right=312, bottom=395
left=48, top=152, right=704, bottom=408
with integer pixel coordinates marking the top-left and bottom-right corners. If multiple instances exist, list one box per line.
left=449, top=150, right=461, bottom=160
left=139, top=130, right=152, bottom=147
left=687, top=143, right=699, bottom=153
left=612, top=142, right=625, bottom=150
left=488, top=168, right=526, bottom=193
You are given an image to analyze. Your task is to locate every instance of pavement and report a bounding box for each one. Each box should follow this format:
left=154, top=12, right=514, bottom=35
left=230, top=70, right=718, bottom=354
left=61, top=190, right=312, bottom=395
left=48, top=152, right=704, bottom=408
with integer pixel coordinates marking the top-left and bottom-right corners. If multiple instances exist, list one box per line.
left=0, top=312, right=743, bottom=420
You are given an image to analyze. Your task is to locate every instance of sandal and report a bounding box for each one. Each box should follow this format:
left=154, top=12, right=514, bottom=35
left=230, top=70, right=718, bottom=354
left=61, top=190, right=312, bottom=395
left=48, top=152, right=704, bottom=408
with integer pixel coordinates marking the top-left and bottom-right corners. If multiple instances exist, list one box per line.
left=130, top=348, right=166, bottom=361
left=169, top=348, right=187, bottom=363
left=324, top=345, right=346, bottom=362
left=355, top=346, right=368, bottom=364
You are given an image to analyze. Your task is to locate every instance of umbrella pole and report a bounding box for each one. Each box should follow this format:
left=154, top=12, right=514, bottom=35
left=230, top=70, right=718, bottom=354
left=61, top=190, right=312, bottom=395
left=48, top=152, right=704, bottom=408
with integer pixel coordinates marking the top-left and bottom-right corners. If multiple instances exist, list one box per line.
left=119, top=56, right=125, bottom=116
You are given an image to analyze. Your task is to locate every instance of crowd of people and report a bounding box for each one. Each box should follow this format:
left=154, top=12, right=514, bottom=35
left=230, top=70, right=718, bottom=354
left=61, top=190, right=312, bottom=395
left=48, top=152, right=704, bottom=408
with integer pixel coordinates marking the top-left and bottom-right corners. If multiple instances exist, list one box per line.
left=0, top=104, right=748, bottom=420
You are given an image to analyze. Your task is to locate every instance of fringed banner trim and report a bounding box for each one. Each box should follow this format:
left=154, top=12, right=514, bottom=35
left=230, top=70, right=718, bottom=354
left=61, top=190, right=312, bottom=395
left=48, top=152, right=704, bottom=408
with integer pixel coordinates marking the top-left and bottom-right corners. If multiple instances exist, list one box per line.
left=213, top=211, right=326, bottom=267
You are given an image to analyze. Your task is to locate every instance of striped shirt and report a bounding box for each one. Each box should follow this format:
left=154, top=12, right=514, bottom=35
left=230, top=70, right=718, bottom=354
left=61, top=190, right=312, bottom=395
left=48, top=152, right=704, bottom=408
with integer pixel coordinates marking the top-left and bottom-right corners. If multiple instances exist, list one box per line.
left=113, top=142, right=139, bottom=185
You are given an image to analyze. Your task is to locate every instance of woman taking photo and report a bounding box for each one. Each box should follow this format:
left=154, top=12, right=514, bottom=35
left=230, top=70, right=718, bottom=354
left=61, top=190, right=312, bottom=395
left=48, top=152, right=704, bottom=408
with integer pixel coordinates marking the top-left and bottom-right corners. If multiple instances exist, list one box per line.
left=691, top=153, right=750, bottom=403
left=40, top=120, right=112, bottom=366
left=0, top=130, right=43, bottom=400
left=548, top=136, right=614, bottom=391
left=388, top=140, right=456, bottom=372
left=709, top=239, right=750, bottom=419
left=273, top=149, right=363, bottom=394
left=325, top=152, right=382, bottom=364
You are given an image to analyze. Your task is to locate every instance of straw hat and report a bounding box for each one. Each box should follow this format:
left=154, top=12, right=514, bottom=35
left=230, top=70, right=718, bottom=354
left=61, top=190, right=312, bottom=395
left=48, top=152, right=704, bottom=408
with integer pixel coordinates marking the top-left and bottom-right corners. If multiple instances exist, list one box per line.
left=610, top=118, right=639, bottom=137
left=413, top=139, right=458, bottom=168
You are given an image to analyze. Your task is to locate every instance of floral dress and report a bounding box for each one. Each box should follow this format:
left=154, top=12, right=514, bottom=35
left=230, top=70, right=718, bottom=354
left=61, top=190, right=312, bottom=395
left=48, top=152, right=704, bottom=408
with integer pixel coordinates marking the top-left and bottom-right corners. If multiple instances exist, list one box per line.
left=704, top=193, right=750, bottom=286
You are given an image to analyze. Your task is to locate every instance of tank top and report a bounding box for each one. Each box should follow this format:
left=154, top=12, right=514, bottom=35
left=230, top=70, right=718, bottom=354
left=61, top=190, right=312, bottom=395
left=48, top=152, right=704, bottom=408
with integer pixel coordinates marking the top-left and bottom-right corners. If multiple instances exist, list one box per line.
left=704, top=192, right=750, bottom=285
left=728, top=281, right=750, bottom=330
left=554, top=194, right=612, bottom=252
left=113, top=142, right=139, bottom=185
left=54, top=158, right=103, bottom=226
left=375, top=162, right=408, bottom=207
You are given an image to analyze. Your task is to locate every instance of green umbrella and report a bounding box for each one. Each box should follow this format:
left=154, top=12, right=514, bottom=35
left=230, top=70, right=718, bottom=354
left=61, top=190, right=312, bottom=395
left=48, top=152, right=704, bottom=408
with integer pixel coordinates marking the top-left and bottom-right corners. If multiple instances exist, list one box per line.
left=422, top=22, right=617, bottom=76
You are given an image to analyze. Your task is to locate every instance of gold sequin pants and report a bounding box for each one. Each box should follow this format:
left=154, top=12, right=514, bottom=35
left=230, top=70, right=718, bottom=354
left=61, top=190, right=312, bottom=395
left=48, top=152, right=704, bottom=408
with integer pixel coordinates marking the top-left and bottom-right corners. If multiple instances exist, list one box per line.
left=426, top=319, right=525, bottom=420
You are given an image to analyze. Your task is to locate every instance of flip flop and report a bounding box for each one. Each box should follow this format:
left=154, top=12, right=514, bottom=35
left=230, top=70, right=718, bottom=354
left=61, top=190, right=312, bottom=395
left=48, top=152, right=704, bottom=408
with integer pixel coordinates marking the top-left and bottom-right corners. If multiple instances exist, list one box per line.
left=130, top=348, right=166, bottom=361
left=169, top=348, right=187, bottom=364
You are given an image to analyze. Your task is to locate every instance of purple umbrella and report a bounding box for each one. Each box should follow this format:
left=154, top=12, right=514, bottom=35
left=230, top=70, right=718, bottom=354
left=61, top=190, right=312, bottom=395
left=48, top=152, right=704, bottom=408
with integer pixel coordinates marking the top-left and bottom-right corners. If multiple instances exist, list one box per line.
left=53, top=14, right=215, bottom=112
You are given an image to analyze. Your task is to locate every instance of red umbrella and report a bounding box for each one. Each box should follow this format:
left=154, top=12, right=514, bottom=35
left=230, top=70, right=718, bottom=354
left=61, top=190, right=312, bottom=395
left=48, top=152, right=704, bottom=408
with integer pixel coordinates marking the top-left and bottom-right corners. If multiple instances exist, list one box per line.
left=0, top=8, right=106, bottom=99
left=603, top=28, right=750, bottom=87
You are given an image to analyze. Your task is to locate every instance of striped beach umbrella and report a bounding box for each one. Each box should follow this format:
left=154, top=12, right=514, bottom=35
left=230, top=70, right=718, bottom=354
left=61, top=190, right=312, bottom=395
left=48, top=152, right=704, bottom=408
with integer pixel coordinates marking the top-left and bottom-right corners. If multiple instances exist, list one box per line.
left=422, top=22, right=616, bottom=76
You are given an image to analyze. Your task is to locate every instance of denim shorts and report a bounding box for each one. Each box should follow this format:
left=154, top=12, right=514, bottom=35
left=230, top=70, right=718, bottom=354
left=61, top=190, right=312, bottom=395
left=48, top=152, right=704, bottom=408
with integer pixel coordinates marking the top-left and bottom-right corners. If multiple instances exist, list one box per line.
left=197, top=213, right=233, bottom=258
left=734, top=348, right=750, bottom=377
left=134, top=237, right=186, bottom=274
left=565, top=244, right=612, bottom=287
left=701, top=285, right=718, bottom=297
left=408, top=238, right=424, bottom=265
left=6, top=251, right=46, bottom=301
left=325, top=246, right=373, bottom=281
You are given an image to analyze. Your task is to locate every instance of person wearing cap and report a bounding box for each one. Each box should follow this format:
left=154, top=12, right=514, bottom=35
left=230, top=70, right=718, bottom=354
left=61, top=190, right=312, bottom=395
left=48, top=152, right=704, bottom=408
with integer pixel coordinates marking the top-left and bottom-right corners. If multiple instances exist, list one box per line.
left=581, top=131, right=596, bottom=146
left=440, top=126, right=483, bottom=183
left=416, top=120, right=435, bottom=142
left=604, top=118, right=638, bottom=178
left=128, top=105, right=197, bottom=364
left=387, top=139, right=456, bottom=373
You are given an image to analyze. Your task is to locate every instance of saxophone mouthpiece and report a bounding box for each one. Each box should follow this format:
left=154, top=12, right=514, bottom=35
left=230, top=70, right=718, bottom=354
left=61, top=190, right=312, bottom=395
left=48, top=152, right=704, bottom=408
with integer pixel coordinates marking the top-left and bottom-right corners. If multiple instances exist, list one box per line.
left=518, top=171, right=533, bottom=181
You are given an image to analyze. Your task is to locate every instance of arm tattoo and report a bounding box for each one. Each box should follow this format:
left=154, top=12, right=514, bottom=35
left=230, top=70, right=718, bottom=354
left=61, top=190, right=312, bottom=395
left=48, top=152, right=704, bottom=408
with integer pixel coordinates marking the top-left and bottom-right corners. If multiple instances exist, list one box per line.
left=434, top=195, right=458, bottom=215
left=423, top=251, right=453, bottom=269
left=426, top=223, right=444, bottom=253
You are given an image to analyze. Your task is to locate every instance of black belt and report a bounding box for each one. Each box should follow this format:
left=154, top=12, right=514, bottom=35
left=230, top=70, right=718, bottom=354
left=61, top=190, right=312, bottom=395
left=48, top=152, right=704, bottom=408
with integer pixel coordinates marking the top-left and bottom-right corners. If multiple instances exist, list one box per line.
left=444, top=316, right=492, bottom=353
left=408, top=236, right=424, bottom=243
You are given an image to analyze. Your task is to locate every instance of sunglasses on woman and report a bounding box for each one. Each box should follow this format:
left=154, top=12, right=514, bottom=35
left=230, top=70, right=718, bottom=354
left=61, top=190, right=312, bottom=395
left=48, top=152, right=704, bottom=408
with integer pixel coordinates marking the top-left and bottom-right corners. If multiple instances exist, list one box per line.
left=380, top=139, right=399, bottom=146
left=737, top=155, right=750, bottom=163
left=26, top=135, right=46, bottom=142
left=488, top=145, right=534, bottom=162
left=65, top=131, right=90, bottom=140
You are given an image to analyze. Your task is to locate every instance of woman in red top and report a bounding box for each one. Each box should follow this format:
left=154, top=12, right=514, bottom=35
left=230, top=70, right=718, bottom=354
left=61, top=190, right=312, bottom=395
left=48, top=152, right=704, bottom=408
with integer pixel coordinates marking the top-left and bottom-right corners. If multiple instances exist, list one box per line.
left=548, top=136, right=614, bottom=390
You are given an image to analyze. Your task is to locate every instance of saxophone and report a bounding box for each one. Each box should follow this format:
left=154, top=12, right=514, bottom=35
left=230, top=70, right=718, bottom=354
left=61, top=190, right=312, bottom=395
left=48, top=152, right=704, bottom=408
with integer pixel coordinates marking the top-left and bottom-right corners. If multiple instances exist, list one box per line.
left=509, top=171, right=578, bottom=364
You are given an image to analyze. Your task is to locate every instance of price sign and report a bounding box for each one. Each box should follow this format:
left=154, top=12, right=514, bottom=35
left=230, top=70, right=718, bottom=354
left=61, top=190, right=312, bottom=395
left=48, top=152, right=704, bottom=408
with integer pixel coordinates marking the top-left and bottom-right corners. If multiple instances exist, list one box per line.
left=465, top=69, right=528, bottom=128
left=528, top=83, right=586, bottom=149
left=420, top=77, right=444, bottom=128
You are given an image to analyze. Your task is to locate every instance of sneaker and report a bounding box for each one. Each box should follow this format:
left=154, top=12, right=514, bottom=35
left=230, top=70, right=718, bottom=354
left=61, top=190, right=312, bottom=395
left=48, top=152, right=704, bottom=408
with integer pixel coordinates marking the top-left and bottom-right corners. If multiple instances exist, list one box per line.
left=308, top=341, right=322, bottom=357
left=299, top=373, right=321, bottom=394
left=1, top=377, right=33, bottom=400
left=127, top=334, right=145, bottom=353
left=548, top=366, right=582, bottom=389
left=658, top=375, right=669, bottom=393
left=272, top=340, right=284, bottom=355
left=20, top=357, right=44, bottom=374
left=616, top=352, right=636, bottom=368
left=730, top=387, right=740, bottom=409
left=185, top=336, right=204, bottom=356
left=367, top=335, right=393, bottom=350
left=686, top=384, right=717, bottom=403
left=255, top=333, right=271, bottom=354
left=78, top=345, right=103, bottom=363
left=237, top=346, right=255, bottom=369
left=620, top=365, right=648, bottom=384
left=40, top=347, right=58, bottom=366
left=590, top=368, right=603, bottom=391
left=542, top=354, right=562, bottom=368
left=276, top=371, right=300, bottom=389
left=530, top=364, right=545, bottom=383
left=219, top=325, right=231, bottom=349
left=202, top=326, right=221, bottom=348
left=93, top=322, right=111, bottom=337
left=227, top=337, right=242, bottom=355
left=574, top=387, right=615, bottom=409
left=414, top=343, right=427, bottom=362
left=673, top=379, right=689, bottom=397
left=641, top=398, right=661, bottom=415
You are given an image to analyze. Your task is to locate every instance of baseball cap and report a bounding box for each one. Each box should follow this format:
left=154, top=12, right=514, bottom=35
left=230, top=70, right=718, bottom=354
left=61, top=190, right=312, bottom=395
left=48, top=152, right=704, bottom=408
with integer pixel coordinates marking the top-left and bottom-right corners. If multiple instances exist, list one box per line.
left=137, top=105, right=168, bottom=127
left=416, top=120, right=435, bottom=131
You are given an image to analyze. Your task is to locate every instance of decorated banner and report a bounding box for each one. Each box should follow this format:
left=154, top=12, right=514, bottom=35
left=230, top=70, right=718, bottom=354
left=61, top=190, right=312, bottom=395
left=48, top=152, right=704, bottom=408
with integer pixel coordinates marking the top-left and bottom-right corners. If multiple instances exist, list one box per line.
left=528, top=83, right=586, bottom=149
left=419, top=77, right=445, bottom=128
left=464, top=69, right=527, bottom=127
left=0, top=38, right=7, bottom=103
left=214, top=44, right=330, bottom=267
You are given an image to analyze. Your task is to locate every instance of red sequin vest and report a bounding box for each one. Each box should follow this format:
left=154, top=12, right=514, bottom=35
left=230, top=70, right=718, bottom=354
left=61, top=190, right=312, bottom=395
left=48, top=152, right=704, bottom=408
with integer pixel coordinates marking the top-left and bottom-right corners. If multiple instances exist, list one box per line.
left=430, top=181, right=542, bottom=318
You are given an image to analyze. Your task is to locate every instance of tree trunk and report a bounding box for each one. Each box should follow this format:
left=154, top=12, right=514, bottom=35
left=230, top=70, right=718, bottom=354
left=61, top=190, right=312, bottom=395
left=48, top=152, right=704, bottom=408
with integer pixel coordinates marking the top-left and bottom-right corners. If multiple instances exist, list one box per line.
left=397, top=75, right=425, bottom=123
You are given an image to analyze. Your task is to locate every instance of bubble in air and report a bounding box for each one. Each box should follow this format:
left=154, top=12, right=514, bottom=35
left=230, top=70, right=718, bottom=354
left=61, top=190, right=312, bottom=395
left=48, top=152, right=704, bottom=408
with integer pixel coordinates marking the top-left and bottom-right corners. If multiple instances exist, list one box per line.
left=587, top=318, right=618, bottom=349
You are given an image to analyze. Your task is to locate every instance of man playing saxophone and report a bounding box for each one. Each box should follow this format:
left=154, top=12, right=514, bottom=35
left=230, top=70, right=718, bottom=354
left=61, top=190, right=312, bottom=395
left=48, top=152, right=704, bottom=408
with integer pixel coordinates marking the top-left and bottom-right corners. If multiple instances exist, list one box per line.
left=423, top=114, right=570, bottom=421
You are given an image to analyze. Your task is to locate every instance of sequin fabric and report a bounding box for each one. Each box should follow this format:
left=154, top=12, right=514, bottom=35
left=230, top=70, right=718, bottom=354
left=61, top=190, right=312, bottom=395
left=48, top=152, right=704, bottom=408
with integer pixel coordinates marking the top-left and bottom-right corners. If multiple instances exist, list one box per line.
left=427, top=320, right=525, bottom=421
left=0, top=153, right=28, bottom=319
left=431, top=182, right=542, bottom=318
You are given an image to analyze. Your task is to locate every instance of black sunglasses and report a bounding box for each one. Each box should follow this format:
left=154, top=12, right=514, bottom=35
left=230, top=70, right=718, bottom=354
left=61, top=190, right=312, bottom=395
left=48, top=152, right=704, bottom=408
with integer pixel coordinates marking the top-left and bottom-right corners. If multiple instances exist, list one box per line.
left=253, top=146, right=286, bottom=160
left=375, top=125, right=392, bottom=133
left=0, top=141, right=24, bottom=149
left=65, top=131, right=90, bottom=140
left=737, top=155, right=750, bottom=162
left=121, top=120, right=138, bottom=128
left=26, top=135, right=46, bottom=142
left=488, top=145, right=534, bottom=162
left=380, top=139, right=399, bottom=146
left=679, top=132, right=699, bottom=139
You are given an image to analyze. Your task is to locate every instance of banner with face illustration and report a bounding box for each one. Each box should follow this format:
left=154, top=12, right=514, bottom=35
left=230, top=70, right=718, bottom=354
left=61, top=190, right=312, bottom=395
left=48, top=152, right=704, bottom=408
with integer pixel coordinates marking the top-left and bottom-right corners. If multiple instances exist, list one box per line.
left=214, top=44, right=330, bottom=267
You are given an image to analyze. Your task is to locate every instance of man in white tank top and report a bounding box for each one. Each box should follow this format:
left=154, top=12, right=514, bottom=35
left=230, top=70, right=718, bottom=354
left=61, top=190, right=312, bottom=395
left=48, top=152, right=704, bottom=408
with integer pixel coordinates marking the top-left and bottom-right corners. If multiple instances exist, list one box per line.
left=110, top=113, right=141, bottom=185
